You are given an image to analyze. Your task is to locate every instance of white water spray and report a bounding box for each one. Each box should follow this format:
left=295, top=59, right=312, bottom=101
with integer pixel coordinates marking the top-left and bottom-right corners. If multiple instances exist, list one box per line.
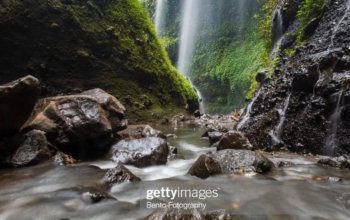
left=270, top=93, right=291, bottom=145
left=177, top=0, right=204, bottom=113
left=237, top=88, right=262, bottom=130
left=154, top=0, right=165, bottom=35
left=324, top=89, right=344, bottom=155
left=270, top=6, right=284, bottom=59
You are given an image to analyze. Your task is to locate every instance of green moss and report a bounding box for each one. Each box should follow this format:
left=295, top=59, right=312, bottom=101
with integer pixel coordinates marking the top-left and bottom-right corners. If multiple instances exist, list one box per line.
left=0, top=0, right=198, bottom=120
left=296, top=0, right=326, bottom=43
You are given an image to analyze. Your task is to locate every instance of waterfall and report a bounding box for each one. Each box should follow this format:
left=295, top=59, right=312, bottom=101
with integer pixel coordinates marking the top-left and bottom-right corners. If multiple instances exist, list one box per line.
left=269, top=93, right=291, bottom=145
left=324, top=90, right=344, bottom=155
left=237, top=88, right=262, bottom=130
left=177, top=0, right=200, bottom=76
left=237, top=0, right=246, bottom=35
left=270, top=6, right=284, bottom=58
left=328, top=0, right=350, bottom=50
left=154, top=0, right=165, bottom=35
left=177, top=0, right=204, bottom=113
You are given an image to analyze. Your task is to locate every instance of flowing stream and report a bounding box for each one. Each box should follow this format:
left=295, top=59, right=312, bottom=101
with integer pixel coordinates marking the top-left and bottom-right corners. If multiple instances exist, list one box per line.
left=1, top=123, right=349, bottom=219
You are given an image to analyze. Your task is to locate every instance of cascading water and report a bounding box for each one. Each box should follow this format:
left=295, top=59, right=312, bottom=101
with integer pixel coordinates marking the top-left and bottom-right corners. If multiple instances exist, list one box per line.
left=154, top=0, right=165, bottom=35
left=237, top=0, right=246, bottom=35
left=270, top=5, right=284, bottom=59
left=237, top=88, right=262, bottom=130
left=270, top=93, right=291, bottom=145
left=177, top=0, right=205, bottom=113
left=324, top=89, right=344, bottom=155
left=328, top=0, right=350, bottom=50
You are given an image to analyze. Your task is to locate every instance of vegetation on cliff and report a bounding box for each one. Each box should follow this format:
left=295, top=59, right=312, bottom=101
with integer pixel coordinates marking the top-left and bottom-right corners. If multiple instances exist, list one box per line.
left=0, top=0, right=198, bottom=121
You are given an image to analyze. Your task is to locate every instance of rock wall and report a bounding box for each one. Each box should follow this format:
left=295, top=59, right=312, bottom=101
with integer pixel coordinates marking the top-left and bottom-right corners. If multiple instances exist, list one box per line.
left=0, top=0, right=198, bottom=121
left=240, top=0, right=350, bottom=156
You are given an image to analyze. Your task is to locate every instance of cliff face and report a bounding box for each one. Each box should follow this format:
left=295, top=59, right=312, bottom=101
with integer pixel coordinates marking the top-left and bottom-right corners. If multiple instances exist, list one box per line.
left=0, top=0, right=198, bottom=120
left=240, top=0, right=350, bottom=156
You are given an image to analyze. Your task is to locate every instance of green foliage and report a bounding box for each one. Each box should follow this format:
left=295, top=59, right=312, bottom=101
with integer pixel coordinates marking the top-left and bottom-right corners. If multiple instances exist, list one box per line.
left=296, top=0, right=325, bottom=42
left=258, top=0, right=280, bottom=52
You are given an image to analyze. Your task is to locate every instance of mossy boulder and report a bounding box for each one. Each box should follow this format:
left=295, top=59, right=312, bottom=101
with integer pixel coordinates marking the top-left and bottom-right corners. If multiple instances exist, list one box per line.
left=0, top=0, right=198, bottom=120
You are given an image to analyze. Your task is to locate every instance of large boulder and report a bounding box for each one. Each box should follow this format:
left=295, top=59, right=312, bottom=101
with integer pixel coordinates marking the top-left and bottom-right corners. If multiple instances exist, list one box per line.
left=21, top=89, right=126, bottom=159
left=0, top=75, right=40, bottom=137
left=8, top=130, right=53, bottom=167
left=217, top=131, right=253, bottom=151
left=188, top=150, right=274, bottom=179
left=103, top=165, right=141, bottom=186
left=111, top=137, right=169, bottom=167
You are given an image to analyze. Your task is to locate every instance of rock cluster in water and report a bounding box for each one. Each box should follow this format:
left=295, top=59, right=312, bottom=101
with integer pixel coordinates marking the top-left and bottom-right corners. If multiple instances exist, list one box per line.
left=0, top=75, right=172, bottom=170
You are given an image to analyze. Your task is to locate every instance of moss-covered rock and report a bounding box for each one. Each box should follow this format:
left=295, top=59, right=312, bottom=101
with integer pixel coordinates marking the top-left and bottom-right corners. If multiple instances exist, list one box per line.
left=0, top=0, right=198, bottom=121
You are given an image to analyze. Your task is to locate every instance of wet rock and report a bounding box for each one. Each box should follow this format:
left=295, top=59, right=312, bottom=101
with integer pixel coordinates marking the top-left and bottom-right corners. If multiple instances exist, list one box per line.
left=0, top=75, right=41, bottom=137
left=104, top=165, right=141, bottom=186
left=194, top=109, right=201, bottom=118
left=117, top=125, right=165, bottom=140
left=276, top=161, right=294, bottom=168
left=53, top=151, right=77, bottom=166
left=207, top=131, right=223, bottom=145
left=189, top=150, right=274, bottom=179
left=144, top=209, right=231, bottom=220
left=317, top=156, right=350, bottom=169
left=81, top=189, right=115, bottom=204
left=111, top=137, right=169, bottom=167
left=256, top=70, right=268, bottom=83
left=81, top=89, right=127, bottom=131
left=8, top=130, right=53, bottom=167
left=217, top=131, right=253, bottom=151
left=21, top=89, right=126, bottom=159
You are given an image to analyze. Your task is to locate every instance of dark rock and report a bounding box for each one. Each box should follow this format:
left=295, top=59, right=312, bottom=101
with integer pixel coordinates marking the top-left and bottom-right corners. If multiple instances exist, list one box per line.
left=217, top=131, right=253, bottom=151
left=0, top=75, right=40, bottom=137
left=276, top=161, right=294, bottom=168
left=81, top=89, right=127, bottom=131
left=21, top=89, right=125, bottom=160
left=81, top=189, right=115, bottom=204
left=317, top=156, right=350, bottom=169
left=53, top=151, right=77, bottom=166
left=207, top=131, right=224, bottom=145
left=256, top=71, right=268, bottom=83
left=144, top=209, right=231, bottom=220
left=104, top=165, right=141, bottom=186
left=292, top=64, right=319, bottom=93
left=194, top=109, right=201, bottom=118
left=111, top=137, right=169, bottom=167
left=8, top=130, right=53, bottom=167
left=188, top=150, right=274, bottom=179
left=117, top=124, right=165, bottom=140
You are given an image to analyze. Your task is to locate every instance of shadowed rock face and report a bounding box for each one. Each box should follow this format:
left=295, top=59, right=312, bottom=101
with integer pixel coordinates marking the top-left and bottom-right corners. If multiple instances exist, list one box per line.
left=8, top=130, right=53, bottom=167
left=111, top=137, right=169, bottom=167
left=239, top=0, right=350, bottom=156
left=0, top=0, right=198, bottom=117
left=188, top=150, right=274, bottom=179
left=0, top=75, right=40, bottom=137
left=217, top=130, right=253, bottom=151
